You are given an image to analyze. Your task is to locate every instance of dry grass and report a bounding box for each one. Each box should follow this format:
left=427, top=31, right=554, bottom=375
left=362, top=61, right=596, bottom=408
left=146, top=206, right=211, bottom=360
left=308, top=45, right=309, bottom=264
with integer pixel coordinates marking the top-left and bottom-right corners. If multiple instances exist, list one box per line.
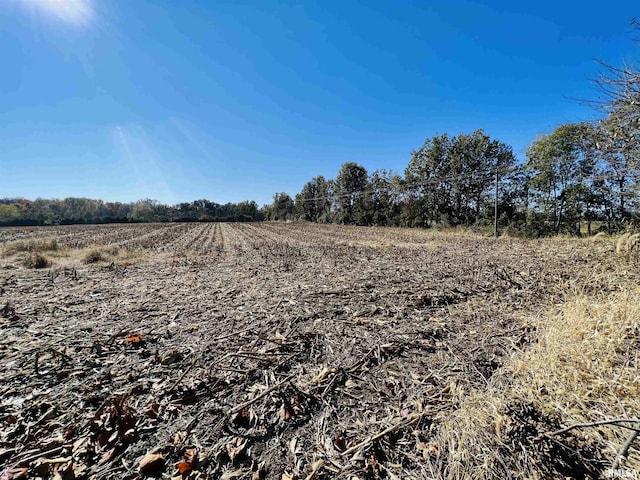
left=3, top=238, right=59, bottom=256
left=436, top=291, right=640, bottom=479
left=82, top=245, right=119, bottom=264
left=22, top=252, right=51, bottom=269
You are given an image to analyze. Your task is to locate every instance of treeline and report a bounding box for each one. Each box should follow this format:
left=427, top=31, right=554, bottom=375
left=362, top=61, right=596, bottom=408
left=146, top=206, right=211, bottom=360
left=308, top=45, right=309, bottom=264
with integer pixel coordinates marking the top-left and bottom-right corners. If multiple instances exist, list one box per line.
left=0, top=198, right=263, bottom=226
left=265, top=129, right=524, bottom=230
left=265, top=32, right=640, bottom=236
left=265, top=120, right=637, bottom=236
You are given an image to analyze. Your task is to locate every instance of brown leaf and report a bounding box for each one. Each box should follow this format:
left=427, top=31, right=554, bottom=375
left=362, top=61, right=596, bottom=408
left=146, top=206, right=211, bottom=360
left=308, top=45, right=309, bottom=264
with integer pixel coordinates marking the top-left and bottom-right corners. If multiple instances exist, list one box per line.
left=184, top=448, right=198, bottom=467
left=126, top=334, right=143, bottom=343
left=139, top=452, right=165, bottom=474
left=64, top=425, right=76, bottom=439
left=161, top=349, right=182, bottom=365
left=176, top=447, right=199, bottom=473
left=176, top=461, right=192, bottom=474
left=251, top=460, right=266, bottom=480
left=54, top=460, right=75, bottom=480
left=32, top=460, right=52, bottom=478
left=279, top=403, right=293, bottom=421
left=72, top=462, right=87, bottom=478
left=173, top=430, right=187, bottom=444
left=145, top=402, right=160, bottom=419
left=416, top=441, right=439, bottom=459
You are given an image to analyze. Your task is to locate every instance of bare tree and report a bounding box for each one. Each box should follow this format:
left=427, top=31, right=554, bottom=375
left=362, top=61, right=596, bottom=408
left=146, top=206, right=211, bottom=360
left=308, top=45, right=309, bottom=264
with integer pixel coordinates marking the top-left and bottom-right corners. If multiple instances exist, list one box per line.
left=592, top=19, right=640, bottom=120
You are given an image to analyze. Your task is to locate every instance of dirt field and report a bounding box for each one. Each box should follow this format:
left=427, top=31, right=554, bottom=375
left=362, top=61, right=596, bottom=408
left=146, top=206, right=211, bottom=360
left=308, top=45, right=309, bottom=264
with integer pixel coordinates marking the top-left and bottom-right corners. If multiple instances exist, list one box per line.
left=1, top=223, right=638, bottom=479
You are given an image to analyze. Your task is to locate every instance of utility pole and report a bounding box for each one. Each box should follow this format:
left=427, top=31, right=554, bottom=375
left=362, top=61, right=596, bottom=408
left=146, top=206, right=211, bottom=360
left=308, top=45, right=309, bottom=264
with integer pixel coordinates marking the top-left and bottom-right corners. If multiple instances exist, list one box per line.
left=494, top=165, right=499, bottom=238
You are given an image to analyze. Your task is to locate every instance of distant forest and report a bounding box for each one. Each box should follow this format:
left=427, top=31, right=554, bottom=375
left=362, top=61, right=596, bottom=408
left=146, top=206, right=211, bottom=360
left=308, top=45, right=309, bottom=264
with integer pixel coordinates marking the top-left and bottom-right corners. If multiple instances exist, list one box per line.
left=0, top=198, right=263, bottom=226
left=2, top=29, right=638, bottom=236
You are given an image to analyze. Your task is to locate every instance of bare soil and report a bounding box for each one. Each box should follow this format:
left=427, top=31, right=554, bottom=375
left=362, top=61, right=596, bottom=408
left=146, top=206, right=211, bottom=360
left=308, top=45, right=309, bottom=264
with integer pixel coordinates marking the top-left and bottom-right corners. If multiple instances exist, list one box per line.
left=0, top=223, right=633, bottom=479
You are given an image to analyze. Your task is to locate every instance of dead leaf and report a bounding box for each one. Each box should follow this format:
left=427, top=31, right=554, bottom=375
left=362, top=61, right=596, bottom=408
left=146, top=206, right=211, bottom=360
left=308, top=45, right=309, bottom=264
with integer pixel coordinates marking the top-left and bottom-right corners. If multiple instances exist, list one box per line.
left=333, top=435, right=346, bottom=452
left=64, top=425, right=75, bottom=439
left=145, top=402, right=160, bottom=419
left=416, top=441, right=439, bottom=459
left=231, top=408, right=253, bottom=428
left=184, top=447, right=198, bottom=467
left=173, top=430, right=188, bottom=444
left=72, top=463, right=87, bottom=478
left=161, top=349, right=182, bottom=365
left=226, top=437, right=248, bottom=463
left=313, top=367, right=335, bottom=383
left=139, top=452, right=165, bottom=474
left=126, top=334, right=143, bottom=343
left=279, top=403, right=293, bottom=421
left=53, top=460, right=74, bottom=480
left=252, top=461, right=266, bottom=480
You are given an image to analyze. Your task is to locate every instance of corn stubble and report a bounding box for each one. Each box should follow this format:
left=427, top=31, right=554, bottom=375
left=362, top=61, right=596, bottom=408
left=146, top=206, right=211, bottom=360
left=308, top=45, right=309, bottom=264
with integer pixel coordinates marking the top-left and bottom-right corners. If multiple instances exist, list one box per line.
left=0, top=223, right=638, bottom=479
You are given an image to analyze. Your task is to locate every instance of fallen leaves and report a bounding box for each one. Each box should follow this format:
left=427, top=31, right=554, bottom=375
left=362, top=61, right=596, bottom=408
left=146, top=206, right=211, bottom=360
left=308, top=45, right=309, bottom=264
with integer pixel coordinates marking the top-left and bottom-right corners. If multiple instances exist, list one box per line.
left=176, top=447, right=199, bottom=474
left=225, top=437, right=248, bottom=463
left=1, top=223, right=585, bottom=480
left=139, top=452, right=165, bottom=475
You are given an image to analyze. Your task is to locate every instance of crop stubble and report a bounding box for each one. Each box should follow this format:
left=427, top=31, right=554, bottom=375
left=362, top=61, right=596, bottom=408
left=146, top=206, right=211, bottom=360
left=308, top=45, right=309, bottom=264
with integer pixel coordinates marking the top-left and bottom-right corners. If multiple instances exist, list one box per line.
left=0, top=223, right=632, bottom=479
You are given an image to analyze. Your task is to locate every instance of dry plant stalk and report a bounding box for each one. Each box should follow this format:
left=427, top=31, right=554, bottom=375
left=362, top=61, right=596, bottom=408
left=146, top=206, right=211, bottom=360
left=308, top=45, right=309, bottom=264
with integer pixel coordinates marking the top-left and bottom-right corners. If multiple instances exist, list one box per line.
left=436, top=291, right=640, bottom=479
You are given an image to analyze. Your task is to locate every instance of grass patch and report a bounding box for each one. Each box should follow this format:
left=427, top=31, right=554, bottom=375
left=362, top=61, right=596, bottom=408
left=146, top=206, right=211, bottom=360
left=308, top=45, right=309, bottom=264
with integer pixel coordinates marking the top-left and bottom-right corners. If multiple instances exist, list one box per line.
left=5, top=239, right=59, bottom=256
left=83, top=248, right=106, bottom=264
left=23, top=253, right=51, bottom=269
left=82, top=246, right=119, bottom=264
left=434, top=291, right=640, bottom=479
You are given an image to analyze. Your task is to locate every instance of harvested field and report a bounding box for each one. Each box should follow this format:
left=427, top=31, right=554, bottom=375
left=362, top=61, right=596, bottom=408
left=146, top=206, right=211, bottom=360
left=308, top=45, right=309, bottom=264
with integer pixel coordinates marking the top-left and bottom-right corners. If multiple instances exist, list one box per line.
left=1, top=223, right=639, bottom=479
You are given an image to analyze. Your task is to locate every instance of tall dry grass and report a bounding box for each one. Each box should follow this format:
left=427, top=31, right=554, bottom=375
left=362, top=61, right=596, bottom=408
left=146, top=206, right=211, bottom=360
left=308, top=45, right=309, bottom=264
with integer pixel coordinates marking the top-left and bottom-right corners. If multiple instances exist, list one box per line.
left=435, top=291, right=640, bottom=479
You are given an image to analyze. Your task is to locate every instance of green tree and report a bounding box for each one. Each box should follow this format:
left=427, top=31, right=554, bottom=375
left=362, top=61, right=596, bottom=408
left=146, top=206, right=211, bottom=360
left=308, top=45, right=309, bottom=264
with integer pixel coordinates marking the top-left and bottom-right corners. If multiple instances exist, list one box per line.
left=267, top=193, right=295, bottom=221
left=526, top=122, right=597, bottom=234
left=369, top=169, right=402, bottom=226
left=333, top=162, right=369, bottom=225
left=295, top=175, right=332, bottom=223
left=235, top=200, right=260, bottom=221
left=0, top=204, right=20, bottom=225
left=405, top=130, right=516, bottom=227
left=404, top=134, right=450, bottom=227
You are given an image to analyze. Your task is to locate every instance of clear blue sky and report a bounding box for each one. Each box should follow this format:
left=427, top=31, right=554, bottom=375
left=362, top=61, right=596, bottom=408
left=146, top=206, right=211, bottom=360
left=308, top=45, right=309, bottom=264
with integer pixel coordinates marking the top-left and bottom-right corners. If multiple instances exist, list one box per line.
left=1, top=0, right=637, bottom=206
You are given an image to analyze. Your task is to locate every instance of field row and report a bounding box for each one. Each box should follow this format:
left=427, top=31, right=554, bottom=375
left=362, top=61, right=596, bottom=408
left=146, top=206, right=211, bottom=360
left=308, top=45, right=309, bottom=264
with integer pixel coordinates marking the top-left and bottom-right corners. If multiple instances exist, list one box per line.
left=0, top=222, right=636, bottom=479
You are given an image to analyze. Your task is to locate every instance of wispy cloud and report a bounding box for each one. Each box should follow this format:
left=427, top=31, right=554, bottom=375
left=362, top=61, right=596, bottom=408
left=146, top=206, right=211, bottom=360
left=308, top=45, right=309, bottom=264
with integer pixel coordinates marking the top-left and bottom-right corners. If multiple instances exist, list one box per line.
left=15, top=0, right=95, bottom=28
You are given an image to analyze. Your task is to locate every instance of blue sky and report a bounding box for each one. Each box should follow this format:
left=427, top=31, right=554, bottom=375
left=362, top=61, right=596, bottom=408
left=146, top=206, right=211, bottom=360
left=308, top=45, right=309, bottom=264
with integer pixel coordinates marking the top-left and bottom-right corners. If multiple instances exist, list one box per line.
left=1, top=0, right=637, bottom=206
